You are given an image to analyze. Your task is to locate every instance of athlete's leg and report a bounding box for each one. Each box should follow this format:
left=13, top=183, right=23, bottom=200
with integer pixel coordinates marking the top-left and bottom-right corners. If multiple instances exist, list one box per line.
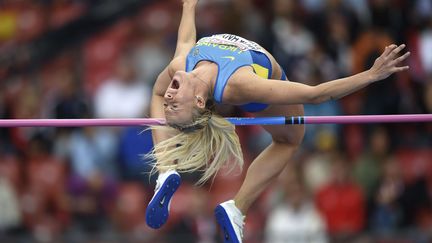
left=234, top=104, right=305, bottom=214
left=214, top=104, right=304, bottom=243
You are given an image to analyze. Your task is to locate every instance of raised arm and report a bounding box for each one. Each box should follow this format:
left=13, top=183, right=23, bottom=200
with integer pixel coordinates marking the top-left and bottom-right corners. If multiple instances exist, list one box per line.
left=150, top=57, right=183, bottom=143
left=233, top=44, right=410, bottom=105
left=150, top=0, right=198, bottom=144
left=151, top=66, right=173, bottom=144
left=173, top=0, right=199, bottom=58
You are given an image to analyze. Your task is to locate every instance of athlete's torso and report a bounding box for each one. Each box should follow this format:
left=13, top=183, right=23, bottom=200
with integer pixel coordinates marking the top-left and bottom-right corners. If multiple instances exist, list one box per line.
left=186, top=34, right=275, bottom=112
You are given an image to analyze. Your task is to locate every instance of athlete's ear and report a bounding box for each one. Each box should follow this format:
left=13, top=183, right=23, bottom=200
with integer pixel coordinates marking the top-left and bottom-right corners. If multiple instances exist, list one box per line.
left=195, top=96, right=206, bottom=109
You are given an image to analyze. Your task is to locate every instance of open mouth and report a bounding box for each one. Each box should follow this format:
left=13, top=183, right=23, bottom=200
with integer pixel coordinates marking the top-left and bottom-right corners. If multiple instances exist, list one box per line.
left=171, top=79, right=180, bottom=89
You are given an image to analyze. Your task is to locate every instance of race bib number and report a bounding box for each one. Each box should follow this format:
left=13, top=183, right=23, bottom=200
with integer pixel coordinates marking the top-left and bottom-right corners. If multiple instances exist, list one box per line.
left=197, top=34, right=264, bottom=53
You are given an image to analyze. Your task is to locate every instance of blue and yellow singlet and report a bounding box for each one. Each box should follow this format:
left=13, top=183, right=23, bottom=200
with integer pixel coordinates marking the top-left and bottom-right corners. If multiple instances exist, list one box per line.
left=185, top=34, right=287, bottom=112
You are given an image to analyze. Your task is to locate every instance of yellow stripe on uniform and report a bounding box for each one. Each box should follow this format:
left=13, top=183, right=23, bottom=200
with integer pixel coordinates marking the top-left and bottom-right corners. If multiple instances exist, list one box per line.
left=251, top=64, right=269, bottom=79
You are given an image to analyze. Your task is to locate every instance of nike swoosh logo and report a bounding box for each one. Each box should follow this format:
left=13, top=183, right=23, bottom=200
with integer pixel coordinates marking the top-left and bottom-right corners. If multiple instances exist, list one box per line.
left=221, top=56, right=235, bottom=61
left=159, top=195, right=166, bottom=207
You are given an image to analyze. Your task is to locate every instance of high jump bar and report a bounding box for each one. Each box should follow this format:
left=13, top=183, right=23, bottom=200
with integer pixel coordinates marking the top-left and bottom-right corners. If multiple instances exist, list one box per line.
left=0, top=114, right=431, bottom=127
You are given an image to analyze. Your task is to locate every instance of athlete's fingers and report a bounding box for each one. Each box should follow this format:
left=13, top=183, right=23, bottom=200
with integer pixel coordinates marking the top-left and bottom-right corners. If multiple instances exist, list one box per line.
left=392, top=66, right=410, bottom=73
left=390, top=51, right=410, bottom=66
left=387, top=44, right=406, bottom=60
left=382, top=44, right=397, bottom=57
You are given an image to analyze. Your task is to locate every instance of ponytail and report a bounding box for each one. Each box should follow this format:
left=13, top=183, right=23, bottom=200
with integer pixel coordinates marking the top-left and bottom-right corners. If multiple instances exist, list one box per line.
left=148, top=112, right=243, bottom=185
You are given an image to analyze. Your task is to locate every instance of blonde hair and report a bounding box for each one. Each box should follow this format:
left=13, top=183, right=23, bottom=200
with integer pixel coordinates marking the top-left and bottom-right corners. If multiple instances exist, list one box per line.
left=148, top=109, right=243, bottom=185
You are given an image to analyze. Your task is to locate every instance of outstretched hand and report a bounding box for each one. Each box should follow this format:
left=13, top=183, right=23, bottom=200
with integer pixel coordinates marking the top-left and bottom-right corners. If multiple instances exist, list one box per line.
left=369, top=44, right=410, bottom=81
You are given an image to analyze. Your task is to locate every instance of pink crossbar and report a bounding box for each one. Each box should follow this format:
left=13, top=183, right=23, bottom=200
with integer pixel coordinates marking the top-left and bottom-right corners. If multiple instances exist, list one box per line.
left=305, top=114, right=432, bottom=124
left=0, top=114, right=431, bottom=127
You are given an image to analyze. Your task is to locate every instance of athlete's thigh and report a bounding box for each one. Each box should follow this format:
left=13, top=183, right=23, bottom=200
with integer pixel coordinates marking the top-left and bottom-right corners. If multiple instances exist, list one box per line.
left=254, top=104, right=305, bottom=145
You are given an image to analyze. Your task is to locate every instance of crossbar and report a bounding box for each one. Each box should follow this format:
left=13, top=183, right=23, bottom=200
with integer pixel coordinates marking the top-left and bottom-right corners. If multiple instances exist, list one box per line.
left=0, top=114, right=431, bottom=127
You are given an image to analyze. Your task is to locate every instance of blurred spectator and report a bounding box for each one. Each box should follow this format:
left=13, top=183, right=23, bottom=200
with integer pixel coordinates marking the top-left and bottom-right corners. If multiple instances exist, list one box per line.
left=302, top=0, right=370, bottom=26
left=0, top=178, right=21, bottom=232
left=0, top=152, right=21, bottom=194
left=195, top=1, right=226, bottom=36
left=370, top=156, right=432, bottom=235
left=413, top=0, right=432, bottom=21
left=20, top=133, right=69, bottom=242
left=167, top=185, right=216, bottom=243
left=270, top=0, right=315, bottom=77
left=93, top=53, right=151, bottom=119
left=302, top=129, right=338, bottom=193
left=5, top=79, right=43, bottom=153
left=112, top=182, right=155, bottom=242
left=265, top=166, right=327, bottom=243
left=409, top=18, right=432, bottom=82
left=354, top=126, right=391, bottom=201
left=82, top=19, right=133, bottom=95
left=369, top=0, right=406, bottom=42
left=0, top=152, right=23, bottom=239
left=369, top=157, right=404, bottom=234
left=133, top=3, right=173, bottom=84
left=55, top=126, right=118, bottom=232
left=308, top=0, right=361, bottom=47
left=221, top=0, right=266, bottom=42
left=322, top=11, right=353, bottom=77
left=52, top=70, right=89, bottom=121
left=133, top=34, right=171, bottom=85
left=118, top=127, right=154, bottom=183
left=316, top=154, right=365, bottom=241
left=66, top=126, right=118, bottom=179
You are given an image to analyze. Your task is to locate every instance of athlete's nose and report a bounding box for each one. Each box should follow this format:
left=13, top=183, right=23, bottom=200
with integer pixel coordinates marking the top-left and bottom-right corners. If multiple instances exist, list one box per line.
left=164, top=92, right=173, bottom=100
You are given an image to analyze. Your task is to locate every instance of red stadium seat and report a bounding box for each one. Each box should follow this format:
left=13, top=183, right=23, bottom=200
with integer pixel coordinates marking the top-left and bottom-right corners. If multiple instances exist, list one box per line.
left=83, top=20, right=133, bottom=94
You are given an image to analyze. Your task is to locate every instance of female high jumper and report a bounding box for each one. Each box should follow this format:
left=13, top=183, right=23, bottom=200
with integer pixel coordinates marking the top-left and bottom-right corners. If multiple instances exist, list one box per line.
left=145, top=0, right=410, bottom=242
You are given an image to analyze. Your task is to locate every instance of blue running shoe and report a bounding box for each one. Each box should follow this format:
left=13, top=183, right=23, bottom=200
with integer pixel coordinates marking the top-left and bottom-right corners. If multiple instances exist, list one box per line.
left=214, top=200, right=245, bottom=243
left=146, top=170, right=181, bottom=229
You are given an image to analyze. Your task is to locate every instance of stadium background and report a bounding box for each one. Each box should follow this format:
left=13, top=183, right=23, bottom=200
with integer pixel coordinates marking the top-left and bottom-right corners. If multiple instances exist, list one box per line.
left=0, top=0, right=431, bottom=242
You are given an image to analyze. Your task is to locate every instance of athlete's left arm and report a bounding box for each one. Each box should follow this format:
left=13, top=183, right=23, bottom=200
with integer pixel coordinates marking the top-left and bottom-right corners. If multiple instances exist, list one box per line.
left=174, top=0, right=199, bottom=58
left=232, top=44, right=410, bottom=105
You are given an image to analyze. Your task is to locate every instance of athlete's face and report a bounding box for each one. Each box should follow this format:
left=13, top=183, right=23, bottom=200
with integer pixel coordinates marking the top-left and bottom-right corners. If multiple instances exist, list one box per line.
left=164, top=71, right=197, bottom=125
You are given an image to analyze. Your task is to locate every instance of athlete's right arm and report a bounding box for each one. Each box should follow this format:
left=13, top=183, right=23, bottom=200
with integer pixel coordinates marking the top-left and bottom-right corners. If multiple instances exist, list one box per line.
left=151, top=58, right=184, bottom=144
left=173, top=0, right=199, bottom=58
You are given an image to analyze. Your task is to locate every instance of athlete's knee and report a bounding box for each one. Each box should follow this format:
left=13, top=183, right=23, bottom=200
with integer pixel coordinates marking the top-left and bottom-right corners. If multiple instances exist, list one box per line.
left=268, top=141, right=301, bottom=163
left=271, top=137, right=302, bottom=156
left=272, top=126, right=305, bottom=147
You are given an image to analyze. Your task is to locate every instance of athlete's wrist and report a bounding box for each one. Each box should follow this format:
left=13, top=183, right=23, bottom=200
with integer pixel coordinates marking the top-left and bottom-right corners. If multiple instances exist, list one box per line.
left=182, top=1, right=198, bottom=9
left=364, top=69, right=379, bottom=84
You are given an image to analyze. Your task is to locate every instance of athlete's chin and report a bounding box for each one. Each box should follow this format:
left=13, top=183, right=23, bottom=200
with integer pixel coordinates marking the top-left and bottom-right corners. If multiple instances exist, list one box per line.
left=165, top=113, right=189, bottom=127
